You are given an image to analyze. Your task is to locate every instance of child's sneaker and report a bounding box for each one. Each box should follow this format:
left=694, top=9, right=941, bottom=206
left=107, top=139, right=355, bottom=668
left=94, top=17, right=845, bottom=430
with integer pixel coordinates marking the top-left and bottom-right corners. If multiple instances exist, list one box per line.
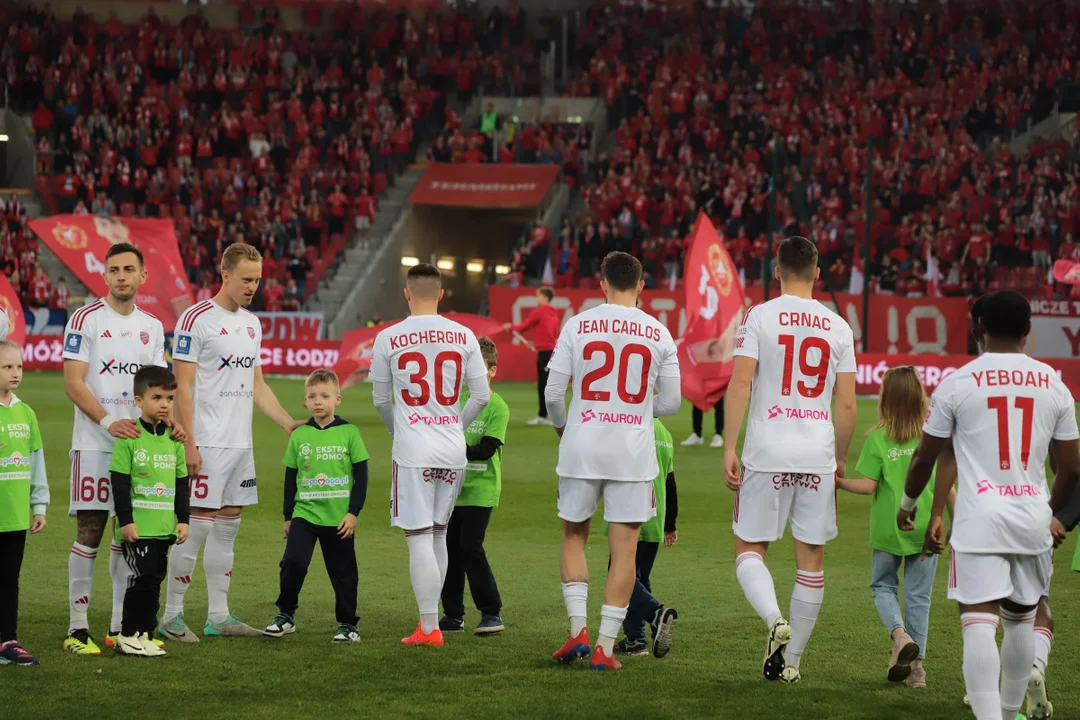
left=263, top=613, right=296, bottom=638
left=438, top=616, right=465, bottom=633
left=474, top=615, right=504, bottom=635
left=332, top=624, right=360, bottom=643
left=905, top=663, right=927, bottom=689
left=613, top=637, right=649, bottom=656
left=0, top=641, right=39, bottom=666
left=552, top=628, right=591, bottom=664
left=107, top=632, right=163, bottom=649
left=888, top=633, right=919, bottom=682
left=650, top=606, right=678, bottom=659
left=589, top=645, right=622, bottom=670
left=158, top=614, right=200, bottom=643
left=204, top=614, right=262, bottom=637
left=138, top=633, right=166, bottom=657
left=114, top=634, right=147, bottom=656
left=401, top=622, right=444, bottom=647
left=62, top=628, right=101, bottom=655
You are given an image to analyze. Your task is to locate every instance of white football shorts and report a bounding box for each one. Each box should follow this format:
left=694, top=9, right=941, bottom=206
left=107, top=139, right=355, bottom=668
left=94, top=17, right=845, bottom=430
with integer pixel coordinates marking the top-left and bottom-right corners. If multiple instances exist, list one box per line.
left=557, top=477, right=656, bottom=524
left=390, top=463, right=465, bottom=531
left=69, top=450, right=114, bottom=517
left=732, top=469, right=837, bottom=545
left=947, top=549, right=1053, bottom=606
left=193, top=447, right=258, bottom=509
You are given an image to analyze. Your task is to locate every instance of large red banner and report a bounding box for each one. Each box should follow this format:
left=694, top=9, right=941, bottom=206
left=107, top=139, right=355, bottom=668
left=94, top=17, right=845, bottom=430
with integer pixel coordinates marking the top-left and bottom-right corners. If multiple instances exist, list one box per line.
left=29, top=216, right=194, bottom=332
left=856, top=353, right=1080, bottom=399
left=0, top=274, right=26, bottom=345
left=679, top=213, right=745, bottom=411
left=488, top=287, right=971, bottom=371
left=408, top=164, right=561, bottom=208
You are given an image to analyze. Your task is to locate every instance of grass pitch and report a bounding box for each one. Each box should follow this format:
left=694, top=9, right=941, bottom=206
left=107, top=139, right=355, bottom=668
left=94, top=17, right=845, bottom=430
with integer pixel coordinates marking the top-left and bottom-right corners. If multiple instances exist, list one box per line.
left=5, top=375, right=1079, bottom=720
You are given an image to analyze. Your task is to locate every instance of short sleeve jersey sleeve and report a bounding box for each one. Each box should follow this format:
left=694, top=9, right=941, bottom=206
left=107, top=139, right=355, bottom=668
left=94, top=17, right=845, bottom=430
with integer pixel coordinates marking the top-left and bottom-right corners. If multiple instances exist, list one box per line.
left=282, top=432, right=299, bottom=469
left=546, top=323, right=575, bottom=376
left=62, top=314, right=92, bottom=362
left=835, top=323, right=857, bottom=373
left=368, top=333, right=390, bottom=384
left=109, top=439, right=133, bottom=475
left=152, top=318, right=167, bottom=367
left=923, top=378, right=957, bottom=439
left=485, top=395, right=510, bottom=443
left=28, top=407, right=42, bottom=453
left=463, top=333, right=488, bottom=381
left=174, top=442, right=187, bottom=479
left=733, top=306, right=761, bottom=361
left=657, top=327, right=680, bottom=379
left=855, top=429, right=884, bottom=482
left=349, top=425, right=370, bottom=463
left=172, top=314, right=203, bottom=363
left=1053, top=381, right=1080, bottom=441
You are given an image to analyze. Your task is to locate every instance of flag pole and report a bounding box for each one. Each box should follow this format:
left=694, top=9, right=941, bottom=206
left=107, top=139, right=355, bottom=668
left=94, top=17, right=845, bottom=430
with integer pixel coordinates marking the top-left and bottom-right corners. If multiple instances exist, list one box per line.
left=862, top=134, right=873, bottom=353
left=765, top=135, right=778, bottom=302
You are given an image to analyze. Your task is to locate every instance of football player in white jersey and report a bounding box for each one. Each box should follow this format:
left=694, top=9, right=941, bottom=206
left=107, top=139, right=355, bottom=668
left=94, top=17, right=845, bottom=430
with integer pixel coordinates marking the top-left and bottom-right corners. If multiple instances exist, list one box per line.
left=161, top=242, right=301, bottom=641
left=900, top=290, right=1080, bottom=720
left=370, top=263, right=491, bottom=647
left=723, top=236, right=857, bottom=683
left=61, top=242, right=178, bottom=656
left=544, top=252, right=681, bottom=670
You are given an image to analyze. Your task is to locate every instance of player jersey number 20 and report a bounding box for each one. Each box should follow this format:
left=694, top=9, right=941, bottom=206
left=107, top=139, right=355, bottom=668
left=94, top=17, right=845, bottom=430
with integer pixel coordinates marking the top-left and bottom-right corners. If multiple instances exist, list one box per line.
left=398, top=351, right=463, bottom=406
left=778, top=335, right=831, bottom=398
left=581, top=341, right=651, bottom=404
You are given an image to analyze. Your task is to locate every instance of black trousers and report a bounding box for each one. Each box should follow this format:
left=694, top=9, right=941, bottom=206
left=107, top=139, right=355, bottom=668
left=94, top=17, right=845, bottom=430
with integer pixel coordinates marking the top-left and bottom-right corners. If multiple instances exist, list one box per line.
left=0, top=530, right=27, bottom=642
left=440, top=506, right=502, bottom=619
left=537, top=350, right=553, bottom=418
left=121, top=538, right=171, bottom=636
left=277, top=517, right=359, bottom=625
left=692, top=403, right=725, bottom=436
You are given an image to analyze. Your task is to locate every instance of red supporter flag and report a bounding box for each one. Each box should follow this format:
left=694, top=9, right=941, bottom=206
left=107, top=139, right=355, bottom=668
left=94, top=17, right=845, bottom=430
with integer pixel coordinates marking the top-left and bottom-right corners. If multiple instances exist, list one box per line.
left=0, top=273, right=27, bottom=345
left=678, top=212, right=745, bottom=412
left=1052, top=259, right=1080, bottom=285
left=332, top=313, right=507, bottom=389
left=28, top=216, right=195, bottom=332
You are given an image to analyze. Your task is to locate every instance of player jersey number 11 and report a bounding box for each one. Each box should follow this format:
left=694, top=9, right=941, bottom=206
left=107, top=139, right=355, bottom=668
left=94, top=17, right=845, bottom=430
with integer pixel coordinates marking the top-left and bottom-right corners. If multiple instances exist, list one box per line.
left=988, top=396, right=1034, bottom=471
left=398, top=351, right=463, bottom=406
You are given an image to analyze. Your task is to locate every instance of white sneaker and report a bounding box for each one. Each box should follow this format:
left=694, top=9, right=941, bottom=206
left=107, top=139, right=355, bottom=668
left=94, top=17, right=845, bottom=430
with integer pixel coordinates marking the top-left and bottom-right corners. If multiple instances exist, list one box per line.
left=1027, top=667, right=1053, bottom=719
left=709, top=435, right=725, bottom=448
left=139, top=633, right=166, bottom=657
left=527, top=417, right=552, bottom=426
left=115, top=634, right=147, bottom=656
left=681, top=433, right=703, bottom=446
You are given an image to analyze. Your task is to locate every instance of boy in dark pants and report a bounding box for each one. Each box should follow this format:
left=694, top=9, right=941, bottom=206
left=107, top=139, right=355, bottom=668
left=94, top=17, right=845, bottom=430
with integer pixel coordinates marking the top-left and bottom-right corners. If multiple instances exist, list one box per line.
left=264, top=369, right=369, bottom=643
left=111, top=366, right=190, bottom=657
left=610, top=418, right=679, bottom=658
left=0, top=340, right=49, bottom=666
left=440, top=337, right=509, bottom=635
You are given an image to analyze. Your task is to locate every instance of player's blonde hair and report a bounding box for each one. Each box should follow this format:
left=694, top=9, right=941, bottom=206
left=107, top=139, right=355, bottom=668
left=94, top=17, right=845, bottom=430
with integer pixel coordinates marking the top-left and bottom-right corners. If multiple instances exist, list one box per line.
left=477, top=336, right=498, bottom=369
left=221, top=242, right=263, bottom=274
left=872, top=366, right=927, bottom=444
left=306, top=368, right=340, bottom=391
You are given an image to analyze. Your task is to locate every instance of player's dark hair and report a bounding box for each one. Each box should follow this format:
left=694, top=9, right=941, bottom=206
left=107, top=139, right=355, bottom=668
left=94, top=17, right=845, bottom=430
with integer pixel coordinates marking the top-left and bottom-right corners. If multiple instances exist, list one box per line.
left=971, top=293, right=991, bottom=323
left=980, top=290, right=1031, bottom=341
left=477, top=336, right=498, bottom=369
left=777, top=236, right=818, bottom=282
left=538, top=287, right=554, bottom=302
left=133, top=365, right=177, bottom=397
left=105, top=242, right=143, bottom=267
left=406, top=263, right=442, bottom=299
left=601, top=252, right=643, bottom=292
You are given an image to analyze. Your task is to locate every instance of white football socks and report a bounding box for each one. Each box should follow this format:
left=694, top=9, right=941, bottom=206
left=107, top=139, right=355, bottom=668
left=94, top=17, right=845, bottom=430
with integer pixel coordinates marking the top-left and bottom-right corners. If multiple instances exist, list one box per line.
left=163, top=515, right=214, bottom=621
left=787, top=570, right=824, bottom=669
left=109, top=542, right=131, bottom=633
left=961, top=612, right=1001, bottom=720
left=68, top=542, right=98, bottom=632
left=1033, top=625, right=1052, bottom=675
left=1000, top=608, right=1037, bottom=720
left=598, top=604, right=627, bottom=654
left=405, top=530, right=441, bottom=633
left=433, top=524, right=449, bottom=588
left=735, top=552, right=781, bottom=628
left=561, top=581, right=588, bottom=636
left=204, top=515, right=240, bottom=623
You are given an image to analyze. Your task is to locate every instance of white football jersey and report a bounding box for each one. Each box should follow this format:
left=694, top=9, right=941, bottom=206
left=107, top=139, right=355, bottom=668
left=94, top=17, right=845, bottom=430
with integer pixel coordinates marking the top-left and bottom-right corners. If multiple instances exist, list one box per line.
left=0, top=308, right=8, bottom=341
left=924, top=353, right=1079, bottom=555
left=63, top=299, right=167, bottom=452
left=369, top=315, right=489, bottom=468
left=172, top=299, right=262, bottom=449
left=734, top=295, right=856, bottom=473
left=547, top=304, right=680, bottom=481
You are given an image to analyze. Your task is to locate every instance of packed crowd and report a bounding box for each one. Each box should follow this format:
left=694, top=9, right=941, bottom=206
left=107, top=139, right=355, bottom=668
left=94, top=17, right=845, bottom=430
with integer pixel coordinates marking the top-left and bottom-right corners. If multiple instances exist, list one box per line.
left=501, top=1, right=1080, bottom=299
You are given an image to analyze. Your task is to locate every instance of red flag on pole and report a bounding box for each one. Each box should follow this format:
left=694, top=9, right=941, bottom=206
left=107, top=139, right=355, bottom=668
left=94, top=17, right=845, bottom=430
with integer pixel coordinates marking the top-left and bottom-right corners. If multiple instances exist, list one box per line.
left=678, top=212, right=746, bottom=412
left=0, top=273, right=26, bottom=344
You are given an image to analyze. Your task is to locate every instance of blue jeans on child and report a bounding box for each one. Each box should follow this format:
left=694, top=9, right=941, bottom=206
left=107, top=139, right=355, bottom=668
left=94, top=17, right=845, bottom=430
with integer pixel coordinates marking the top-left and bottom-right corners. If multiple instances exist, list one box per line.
left=624, top=542, right=662, bottom=642
left=870, top=550, right=938, bottom=659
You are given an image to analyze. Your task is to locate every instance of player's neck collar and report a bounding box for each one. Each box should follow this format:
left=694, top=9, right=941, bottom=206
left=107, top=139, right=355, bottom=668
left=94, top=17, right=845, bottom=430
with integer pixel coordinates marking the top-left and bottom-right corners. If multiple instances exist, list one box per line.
left=307, top=415, right=346, bottom=430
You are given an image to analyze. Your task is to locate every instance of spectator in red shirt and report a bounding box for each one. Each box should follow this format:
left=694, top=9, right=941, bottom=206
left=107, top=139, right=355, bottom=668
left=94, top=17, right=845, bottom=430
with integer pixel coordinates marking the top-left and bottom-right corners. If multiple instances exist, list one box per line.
left=30, top=268, right=51, bottom=309
left=50, top=276, right=70, bottom=317
left=328, top=184, right=349, bottom=237
left=261, top=276, right=284, bottom=312
left=503, top=286, right=560, bottom=425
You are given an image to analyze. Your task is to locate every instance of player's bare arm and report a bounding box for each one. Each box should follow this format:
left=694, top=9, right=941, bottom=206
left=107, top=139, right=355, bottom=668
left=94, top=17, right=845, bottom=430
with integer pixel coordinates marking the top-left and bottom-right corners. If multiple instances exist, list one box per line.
left=832, top=372, right=857, bottom=479
left=897, top=432, right=949, bottom=531
left=722, top=355, right=755, bottom=489
left=1048, top=438, right=1080, bottom=546
left=922, top=441, right=958, bottom=556
left=173, top=358, right=200, bottom=477
left=64, top=359, right=140, bottom=439
left=253, top=366, right=302, bottom=432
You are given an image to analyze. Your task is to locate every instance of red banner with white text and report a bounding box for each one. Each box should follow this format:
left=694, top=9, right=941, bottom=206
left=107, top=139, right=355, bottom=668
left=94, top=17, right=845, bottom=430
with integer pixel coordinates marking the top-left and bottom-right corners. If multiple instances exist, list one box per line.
left=0, top=273, right=26, bottom=345
left=29, top=216, right=194, bottom=332
left=856, top=353, right=1080, bottom=398
left=408, top=164, right=561, bottom=208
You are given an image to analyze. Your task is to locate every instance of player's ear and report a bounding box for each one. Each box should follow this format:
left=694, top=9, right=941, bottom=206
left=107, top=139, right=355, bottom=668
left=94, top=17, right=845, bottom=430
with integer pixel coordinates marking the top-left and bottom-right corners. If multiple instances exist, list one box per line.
left=403, top=287, right=411, bottom=302
left=636, top=279, right=645, bottom=295
left=813, top=266, right=821, bottom=281
left=437, top=288, right=444, bottom=302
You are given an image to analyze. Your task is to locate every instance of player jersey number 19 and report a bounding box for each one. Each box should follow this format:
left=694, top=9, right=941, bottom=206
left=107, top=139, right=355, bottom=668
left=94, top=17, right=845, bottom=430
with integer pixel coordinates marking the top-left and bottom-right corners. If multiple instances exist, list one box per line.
left=778, top=334, right=831, bottom=398
left=580, top=341, right=652, bottom=404
left=398, top=351, right=463, bottom=406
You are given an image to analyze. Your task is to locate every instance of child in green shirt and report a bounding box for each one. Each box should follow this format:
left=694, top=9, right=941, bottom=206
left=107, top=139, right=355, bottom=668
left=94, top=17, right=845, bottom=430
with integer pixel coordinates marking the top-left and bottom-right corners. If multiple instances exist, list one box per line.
left=0, top=341, right=49, bottom=666
left=837, top=366, right=954, bottom=689
left=439, top=337, right=509, bottom=635
left=110, top=365, right=189, bottom=658
left=264, top=369, right=369, bottom=643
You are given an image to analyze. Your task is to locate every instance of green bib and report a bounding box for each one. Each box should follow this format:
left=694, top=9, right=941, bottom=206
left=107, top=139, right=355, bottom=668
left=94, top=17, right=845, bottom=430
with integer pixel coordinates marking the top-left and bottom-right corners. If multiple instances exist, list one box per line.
left=284, top=419, right=369, bottom=527
left=856, top=427, right=936, bottom=557
left=457, top=390, right=509, bottom=508
left=0, top=399, right=42, bottom=533
left=110, top=432, right=187, bottom=541
left=604, top=419, right=673, bottom=543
